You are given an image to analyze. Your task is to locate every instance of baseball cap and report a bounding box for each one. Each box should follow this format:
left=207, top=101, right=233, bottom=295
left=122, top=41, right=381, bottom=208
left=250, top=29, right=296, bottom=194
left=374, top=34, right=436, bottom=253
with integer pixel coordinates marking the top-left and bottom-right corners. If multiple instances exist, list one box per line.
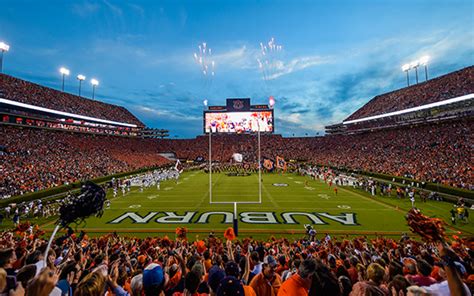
left=217, top=276, right=244, bottom=296
left=263, top=255, right=277, bottom=268
left=208, top=265, right=225, bottom=292
left=143, top=263, right=164, bottom=288
left=225, top=261, right=240, bottom=277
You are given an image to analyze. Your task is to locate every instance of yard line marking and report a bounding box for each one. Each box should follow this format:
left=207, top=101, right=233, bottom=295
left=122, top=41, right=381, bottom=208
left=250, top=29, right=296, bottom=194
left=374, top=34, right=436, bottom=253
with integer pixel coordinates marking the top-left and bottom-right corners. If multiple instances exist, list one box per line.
left=262, top=183, right=279, bottom=208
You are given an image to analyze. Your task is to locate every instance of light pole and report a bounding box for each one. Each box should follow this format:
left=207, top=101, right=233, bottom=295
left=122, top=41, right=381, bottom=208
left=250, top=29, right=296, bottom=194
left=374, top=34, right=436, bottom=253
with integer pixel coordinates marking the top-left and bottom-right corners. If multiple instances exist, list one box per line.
left=402, top=64, right=410, bottom=86
left=91, top=79, right=99, bottom=99
left=410, top=61, right=420, bottom=84
left=59, top=67, right=70, bottom=91
left=419, top=56, right=429, bottom=81
left=77, top=74, right=86, bottom=97
left=0, top=42, right=10, bottom=73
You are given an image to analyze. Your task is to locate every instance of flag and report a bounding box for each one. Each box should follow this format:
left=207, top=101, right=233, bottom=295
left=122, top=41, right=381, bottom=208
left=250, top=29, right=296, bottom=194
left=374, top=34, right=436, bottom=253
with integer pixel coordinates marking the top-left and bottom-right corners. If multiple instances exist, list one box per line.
left=232, top=153, right=243, bottom=163
left=263, top=159, right=274, bottom=171
left=174, top=159, right=183, bottom=172
left=276, top=156, right=287, bottom=170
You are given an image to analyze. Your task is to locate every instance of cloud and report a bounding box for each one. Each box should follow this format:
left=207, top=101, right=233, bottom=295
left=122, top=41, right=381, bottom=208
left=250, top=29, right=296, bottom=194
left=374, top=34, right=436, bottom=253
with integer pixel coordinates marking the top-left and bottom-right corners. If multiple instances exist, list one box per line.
left=128, top=3, right=145, bottom=17
left=72, top=2, right=100, bottom=17
left=267, top=55, right=333, bottom=80
left=102, top=0, right=122, bottom=16
left=211, top=45, right=257, bottom=70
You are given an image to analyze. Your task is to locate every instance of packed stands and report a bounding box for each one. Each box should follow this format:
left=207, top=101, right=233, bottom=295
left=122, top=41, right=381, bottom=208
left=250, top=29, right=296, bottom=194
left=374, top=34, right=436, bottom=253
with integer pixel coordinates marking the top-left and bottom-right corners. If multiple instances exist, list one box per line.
left=1, top=117, right=472, bottom=198
left=161, top=118, right=473, bottom=190
left=0, top=225, right=471, bottom=296
left=345, top=66, right=474, bottom=121
left=0, top=74, right=144, bottom=127
left=0, top=125, right=169, bottom=197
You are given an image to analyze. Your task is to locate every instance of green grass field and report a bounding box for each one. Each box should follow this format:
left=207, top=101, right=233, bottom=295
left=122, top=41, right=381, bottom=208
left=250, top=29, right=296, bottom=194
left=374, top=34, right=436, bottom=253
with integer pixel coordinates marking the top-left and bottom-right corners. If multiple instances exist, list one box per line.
left=36, top=171, right=473, bottom=238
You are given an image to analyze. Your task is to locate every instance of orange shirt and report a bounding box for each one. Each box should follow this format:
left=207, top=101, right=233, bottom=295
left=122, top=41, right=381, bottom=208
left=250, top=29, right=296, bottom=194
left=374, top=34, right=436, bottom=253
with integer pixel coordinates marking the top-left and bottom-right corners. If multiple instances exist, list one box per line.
left=277, top=274, right=309, bottom=296
left=249, top=272, right=282, bottom=296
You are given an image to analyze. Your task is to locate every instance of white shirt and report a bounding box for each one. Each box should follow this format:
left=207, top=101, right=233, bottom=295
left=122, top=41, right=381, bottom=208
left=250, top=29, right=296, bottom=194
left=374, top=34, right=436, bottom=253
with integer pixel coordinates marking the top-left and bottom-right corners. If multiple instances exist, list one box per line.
left=422, top=280, right=471, bottom=296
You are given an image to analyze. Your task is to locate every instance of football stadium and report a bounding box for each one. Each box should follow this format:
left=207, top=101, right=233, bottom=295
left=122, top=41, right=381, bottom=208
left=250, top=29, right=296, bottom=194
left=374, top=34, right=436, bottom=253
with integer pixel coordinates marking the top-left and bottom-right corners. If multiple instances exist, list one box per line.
left=0, top=1, right=473, bottom=296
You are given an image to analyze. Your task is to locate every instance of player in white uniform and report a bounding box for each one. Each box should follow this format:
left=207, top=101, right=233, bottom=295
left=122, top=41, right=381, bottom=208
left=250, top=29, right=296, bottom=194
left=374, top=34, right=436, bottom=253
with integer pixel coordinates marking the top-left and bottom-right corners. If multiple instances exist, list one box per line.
left=409, top=190, right=415, bottom=208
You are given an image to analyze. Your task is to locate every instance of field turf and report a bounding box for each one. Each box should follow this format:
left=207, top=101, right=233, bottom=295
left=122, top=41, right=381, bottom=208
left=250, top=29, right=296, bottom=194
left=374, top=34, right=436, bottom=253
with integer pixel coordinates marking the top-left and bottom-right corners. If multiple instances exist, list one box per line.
left=36, top=171, right=474, bottom=238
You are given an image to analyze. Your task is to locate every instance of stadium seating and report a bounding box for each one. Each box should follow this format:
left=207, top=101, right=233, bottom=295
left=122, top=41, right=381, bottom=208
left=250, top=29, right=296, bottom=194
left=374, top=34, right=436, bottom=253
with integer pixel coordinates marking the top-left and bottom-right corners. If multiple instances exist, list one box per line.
left=162, top=119, right=473, bottom=190
left=0, top=125, right=169, bottom=197
left=0, top=74, right=144, bottom=126
left=345, top=66, right=474, bottom=121
left=1, top=118, right=472, bottom=198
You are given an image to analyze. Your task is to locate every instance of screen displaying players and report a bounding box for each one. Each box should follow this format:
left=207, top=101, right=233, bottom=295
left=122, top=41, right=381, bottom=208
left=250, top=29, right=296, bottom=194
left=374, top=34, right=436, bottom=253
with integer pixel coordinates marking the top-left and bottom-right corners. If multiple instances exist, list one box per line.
left=204, top=111, right=273, bottom=133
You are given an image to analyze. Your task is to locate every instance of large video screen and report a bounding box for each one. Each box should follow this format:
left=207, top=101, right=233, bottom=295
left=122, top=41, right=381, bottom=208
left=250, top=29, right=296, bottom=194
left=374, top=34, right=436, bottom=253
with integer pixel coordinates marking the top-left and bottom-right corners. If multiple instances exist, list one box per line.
left=204, top=111, right=273, bottom=133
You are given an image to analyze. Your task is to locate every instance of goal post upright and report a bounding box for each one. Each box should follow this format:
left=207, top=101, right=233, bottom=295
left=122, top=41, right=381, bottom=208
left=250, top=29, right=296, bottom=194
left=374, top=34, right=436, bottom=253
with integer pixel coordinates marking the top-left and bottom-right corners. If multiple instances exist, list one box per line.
left=209, top=129, right=212, bottom=204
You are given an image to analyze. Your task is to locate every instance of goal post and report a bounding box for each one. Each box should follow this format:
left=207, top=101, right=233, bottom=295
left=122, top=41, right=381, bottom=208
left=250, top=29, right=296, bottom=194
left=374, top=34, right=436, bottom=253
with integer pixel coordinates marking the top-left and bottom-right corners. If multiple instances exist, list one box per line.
left=208, top=125, right=263, bottom=236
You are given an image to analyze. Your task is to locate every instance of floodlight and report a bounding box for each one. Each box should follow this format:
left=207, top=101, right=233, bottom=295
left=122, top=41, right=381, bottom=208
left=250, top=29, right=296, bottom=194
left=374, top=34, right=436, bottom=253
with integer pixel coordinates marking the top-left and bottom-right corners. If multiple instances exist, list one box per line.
left=410, top=61, right=420, bottom=84
left=203, top=99, right=208, bottom=106
left=0, top=42, right=10, bottom=52
left=410, top=60, right=419, bottom=68
left=77, top=74, right=86, bottom=96
left=0, top=41, right=10, bottom=73
left=91, top=78, right=99, bottom=99
left=59, top=67, right=70, bottom=76
left=402, top=64, right=410, bottom=72
left=419, top=55, right=429, bottom=66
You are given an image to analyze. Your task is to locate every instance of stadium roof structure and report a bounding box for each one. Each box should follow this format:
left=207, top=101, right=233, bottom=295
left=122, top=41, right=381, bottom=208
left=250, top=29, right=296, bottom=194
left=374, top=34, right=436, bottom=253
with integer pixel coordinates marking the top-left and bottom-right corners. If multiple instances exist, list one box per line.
left=343, top=93, right=474, bottom=124
left=0, top=98, right=138, bottom=127
left=345, top=66, right=474, bottom=122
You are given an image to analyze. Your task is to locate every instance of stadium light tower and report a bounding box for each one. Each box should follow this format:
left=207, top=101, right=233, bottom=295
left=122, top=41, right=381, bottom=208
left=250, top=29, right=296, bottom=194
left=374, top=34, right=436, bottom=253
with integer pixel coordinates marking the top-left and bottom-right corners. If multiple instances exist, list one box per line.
left=410, top=60, right=420, bottom=84
left=77, top=74, right=86, bottom=97
left=402, top=64, right=411, bottom=86
left=0, top=41, right=10, bottom=73
left=91, top=78, right=99, bottom=99
left=59, top=67, right=70, bottom=91
left=419, top=55, right=429, bottom=81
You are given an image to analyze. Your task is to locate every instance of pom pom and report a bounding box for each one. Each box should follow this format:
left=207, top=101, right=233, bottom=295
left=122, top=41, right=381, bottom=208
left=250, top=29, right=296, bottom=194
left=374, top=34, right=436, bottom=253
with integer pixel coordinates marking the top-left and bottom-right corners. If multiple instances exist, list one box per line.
left=195, top=240, right=207, bottom=254
left=176, top=227, right=187, bottom=240
left=406, top=208, right=446, bottom=242
left=224, top=227, right=236, bottom=241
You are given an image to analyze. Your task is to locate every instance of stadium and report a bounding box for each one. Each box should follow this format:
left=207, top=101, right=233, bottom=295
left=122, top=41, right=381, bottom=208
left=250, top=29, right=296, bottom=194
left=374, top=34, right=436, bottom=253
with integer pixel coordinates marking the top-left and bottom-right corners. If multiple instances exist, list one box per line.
left=0, top=2, right=473, bottom=296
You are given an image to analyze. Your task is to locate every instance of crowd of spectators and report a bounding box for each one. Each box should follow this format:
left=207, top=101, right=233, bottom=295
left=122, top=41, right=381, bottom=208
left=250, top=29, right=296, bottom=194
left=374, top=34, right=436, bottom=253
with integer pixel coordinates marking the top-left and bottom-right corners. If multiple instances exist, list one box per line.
left=0, top=125, right=169, bottom=198
left=0, top=74, right=143, bottom=126
left=346, top=66, right=474, bottom=121
left=1, top=117, right=472, bottom=198
left=0, top=226, right=472, bottom=296
left=163, top=119, right=473, bottom=190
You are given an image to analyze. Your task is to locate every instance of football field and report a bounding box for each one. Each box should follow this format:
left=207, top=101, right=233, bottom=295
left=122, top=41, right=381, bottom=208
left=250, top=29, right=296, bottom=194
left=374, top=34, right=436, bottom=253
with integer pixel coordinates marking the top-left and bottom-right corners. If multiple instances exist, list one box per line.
left=41, top=171, right=473, bottom=238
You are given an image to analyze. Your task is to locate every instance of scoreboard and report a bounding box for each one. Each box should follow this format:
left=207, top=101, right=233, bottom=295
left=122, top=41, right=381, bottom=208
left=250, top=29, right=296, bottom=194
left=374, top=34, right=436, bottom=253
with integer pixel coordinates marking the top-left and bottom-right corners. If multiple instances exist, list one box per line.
left=204, top=98, right=274, bottom=134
